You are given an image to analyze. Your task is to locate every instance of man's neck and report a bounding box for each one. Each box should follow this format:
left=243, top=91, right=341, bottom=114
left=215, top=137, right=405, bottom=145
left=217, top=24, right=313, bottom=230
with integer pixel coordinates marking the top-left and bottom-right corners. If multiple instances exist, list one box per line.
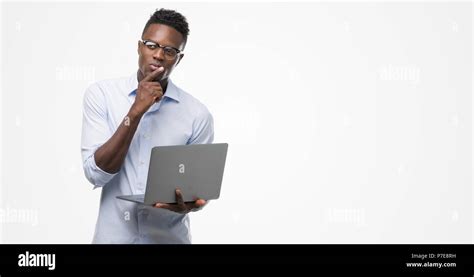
left=137, top=70, right=168, bottom=92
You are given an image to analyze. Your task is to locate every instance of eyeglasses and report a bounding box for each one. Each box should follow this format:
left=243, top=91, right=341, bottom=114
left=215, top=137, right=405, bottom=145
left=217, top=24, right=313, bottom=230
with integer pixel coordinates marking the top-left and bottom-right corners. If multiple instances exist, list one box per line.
left=140, top=39, right=182, bottom=60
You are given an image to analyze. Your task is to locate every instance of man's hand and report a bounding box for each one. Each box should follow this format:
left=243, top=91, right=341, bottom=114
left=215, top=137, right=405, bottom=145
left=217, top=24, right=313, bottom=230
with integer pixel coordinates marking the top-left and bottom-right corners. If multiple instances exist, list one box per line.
left=130, top=67, right=164, bottom=116
left=154, top=189, right=207, bottom=214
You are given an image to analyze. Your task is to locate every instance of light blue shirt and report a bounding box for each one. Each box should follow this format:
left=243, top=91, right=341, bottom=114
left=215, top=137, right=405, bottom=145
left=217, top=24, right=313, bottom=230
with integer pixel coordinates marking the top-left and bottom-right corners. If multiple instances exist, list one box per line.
left=81, top=73, right=214, bottom=244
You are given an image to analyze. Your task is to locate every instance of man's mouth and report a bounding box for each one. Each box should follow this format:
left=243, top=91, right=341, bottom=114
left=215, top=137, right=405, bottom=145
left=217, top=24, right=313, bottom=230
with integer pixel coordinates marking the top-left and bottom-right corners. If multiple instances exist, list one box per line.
left=149, top=63, right=163, bottom=71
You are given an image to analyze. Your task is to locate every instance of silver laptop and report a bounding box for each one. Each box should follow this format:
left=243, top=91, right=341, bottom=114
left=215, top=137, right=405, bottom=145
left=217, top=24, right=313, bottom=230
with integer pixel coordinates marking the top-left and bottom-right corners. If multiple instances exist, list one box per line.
left=116, top=143, right=228, bottom=205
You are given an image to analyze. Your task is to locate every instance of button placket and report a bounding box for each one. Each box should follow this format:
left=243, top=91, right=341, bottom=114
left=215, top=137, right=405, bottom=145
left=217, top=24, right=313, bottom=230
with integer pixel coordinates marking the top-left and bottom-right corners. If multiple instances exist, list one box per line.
left=137, top=115, right=151, bottom=194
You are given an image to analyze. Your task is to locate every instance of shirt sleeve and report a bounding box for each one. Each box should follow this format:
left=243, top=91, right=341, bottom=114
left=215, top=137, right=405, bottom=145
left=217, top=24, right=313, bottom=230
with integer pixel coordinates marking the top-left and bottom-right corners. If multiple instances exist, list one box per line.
left=188, top=106, right=215, bottom=205
left=187, top=106, right=214, bottom=145
left=81, top=84, right=118, bottom=189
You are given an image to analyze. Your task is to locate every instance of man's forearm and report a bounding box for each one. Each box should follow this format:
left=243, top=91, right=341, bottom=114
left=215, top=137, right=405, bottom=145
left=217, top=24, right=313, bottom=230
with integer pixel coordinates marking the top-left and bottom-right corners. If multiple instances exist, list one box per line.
left=94, top=109, right=143, bottom=173
left=94, top=67, right=163, bottom=174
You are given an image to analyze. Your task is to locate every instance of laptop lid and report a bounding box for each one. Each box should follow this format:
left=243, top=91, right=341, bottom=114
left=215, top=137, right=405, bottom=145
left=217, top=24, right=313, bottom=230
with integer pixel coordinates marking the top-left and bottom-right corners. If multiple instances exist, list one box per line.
left=143, top=143, right=228, bottom=205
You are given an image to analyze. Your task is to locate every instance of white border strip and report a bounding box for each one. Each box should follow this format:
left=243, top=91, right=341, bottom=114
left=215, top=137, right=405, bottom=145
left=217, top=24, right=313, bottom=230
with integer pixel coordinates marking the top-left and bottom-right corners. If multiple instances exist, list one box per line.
left=0, top=0, right=470, bottom=3
left=0, top=0, right=3, bottom=243
left=471, top=1, right=474, bottom=244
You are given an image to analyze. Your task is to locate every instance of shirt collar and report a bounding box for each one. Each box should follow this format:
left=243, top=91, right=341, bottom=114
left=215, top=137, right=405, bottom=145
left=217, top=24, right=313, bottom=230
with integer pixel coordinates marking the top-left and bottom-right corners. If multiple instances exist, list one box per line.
left=127, top=73, right=180, bottom=103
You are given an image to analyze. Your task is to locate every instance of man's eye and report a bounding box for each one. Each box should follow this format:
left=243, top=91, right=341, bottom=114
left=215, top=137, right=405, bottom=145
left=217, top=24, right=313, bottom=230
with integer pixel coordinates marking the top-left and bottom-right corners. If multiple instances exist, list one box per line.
left=164, top=48, right=177, bottom=56
left=146, top=44, right=157, bottom=49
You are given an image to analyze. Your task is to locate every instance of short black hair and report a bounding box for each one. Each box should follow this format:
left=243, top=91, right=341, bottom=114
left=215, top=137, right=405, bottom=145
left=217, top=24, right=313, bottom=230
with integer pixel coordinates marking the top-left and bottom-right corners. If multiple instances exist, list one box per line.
left=142, top=8, right=189, bottom=47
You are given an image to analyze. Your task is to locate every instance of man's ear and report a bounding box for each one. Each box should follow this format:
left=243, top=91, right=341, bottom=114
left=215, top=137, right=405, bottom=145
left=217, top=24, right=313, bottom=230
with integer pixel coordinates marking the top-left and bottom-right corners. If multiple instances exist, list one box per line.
left=176, top=53, right=184, bottom=66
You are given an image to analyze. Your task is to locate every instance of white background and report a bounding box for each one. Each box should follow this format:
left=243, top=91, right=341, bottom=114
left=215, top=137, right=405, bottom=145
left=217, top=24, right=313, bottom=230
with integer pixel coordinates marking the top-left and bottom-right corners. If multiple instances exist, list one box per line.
left=0, top=1, right=472, bottom=243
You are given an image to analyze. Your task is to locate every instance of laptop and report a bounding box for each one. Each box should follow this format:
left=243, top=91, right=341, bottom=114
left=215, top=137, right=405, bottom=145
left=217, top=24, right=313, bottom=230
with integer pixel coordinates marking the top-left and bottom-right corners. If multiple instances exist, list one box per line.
left=116, top=143, right=228, bottom=205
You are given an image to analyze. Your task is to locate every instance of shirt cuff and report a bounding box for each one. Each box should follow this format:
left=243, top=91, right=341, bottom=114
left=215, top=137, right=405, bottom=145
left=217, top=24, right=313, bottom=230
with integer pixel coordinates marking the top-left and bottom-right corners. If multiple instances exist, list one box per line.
left=84, top=153, right=118, bottom=189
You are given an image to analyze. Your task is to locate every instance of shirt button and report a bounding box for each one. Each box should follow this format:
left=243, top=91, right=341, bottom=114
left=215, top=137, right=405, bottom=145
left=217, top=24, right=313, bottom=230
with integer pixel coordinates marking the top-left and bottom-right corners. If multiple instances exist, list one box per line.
left=143, top=134, right=150, bottom=139
left=139, top=161, right=144, bottom=166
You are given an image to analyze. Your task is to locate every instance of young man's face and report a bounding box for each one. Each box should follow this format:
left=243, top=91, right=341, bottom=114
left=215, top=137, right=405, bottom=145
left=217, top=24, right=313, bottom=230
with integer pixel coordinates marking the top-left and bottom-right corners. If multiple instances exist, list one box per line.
left=138, top=23, right=185, bottom=82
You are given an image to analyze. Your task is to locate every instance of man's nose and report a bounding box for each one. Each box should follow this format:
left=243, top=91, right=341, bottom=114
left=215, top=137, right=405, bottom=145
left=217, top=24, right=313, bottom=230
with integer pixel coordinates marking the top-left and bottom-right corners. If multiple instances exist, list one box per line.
left=152, top=48, right=165, bottom=61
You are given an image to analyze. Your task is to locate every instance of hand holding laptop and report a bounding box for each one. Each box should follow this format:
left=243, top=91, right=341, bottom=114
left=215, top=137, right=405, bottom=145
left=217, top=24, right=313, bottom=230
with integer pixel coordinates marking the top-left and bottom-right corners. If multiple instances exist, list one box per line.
left=154, top=189, right=207, bottom=214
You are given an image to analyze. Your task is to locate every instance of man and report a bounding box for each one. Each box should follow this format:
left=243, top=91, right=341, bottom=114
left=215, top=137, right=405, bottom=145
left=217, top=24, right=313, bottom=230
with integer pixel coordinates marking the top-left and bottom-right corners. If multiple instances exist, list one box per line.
left=81, top=9, right=213, bottom=243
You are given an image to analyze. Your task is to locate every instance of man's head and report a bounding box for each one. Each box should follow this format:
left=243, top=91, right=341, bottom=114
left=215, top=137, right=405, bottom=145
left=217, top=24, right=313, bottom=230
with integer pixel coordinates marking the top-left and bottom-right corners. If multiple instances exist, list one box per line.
left=138, top=8, right=189, bottom=83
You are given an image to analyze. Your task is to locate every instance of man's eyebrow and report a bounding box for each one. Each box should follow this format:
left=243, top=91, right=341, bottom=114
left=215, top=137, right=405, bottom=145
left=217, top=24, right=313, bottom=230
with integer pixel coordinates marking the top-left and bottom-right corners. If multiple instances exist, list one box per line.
left=143, top=38, right=157, bottom=43
left=143, top=39, right=169, bottom=46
